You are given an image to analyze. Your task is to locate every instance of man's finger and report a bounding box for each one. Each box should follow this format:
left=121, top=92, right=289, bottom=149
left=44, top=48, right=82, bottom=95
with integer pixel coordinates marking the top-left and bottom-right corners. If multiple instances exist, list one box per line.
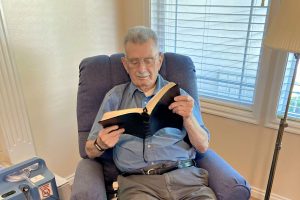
left=174, top=95, right=193, bottom=102
left=103, top=125, right=120, bottom=134
left=110, top=128, right=125, bottom=137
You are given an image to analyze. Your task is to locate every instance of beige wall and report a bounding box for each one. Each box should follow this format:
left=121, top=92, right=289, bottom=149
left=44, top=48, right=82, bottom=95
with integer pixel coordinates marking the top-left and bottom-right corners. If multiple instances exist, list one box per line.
left=118, top=0, right=150, bottom=51
left=204, top=114, right=300, bottom=200
left=1, top=0, right=299, bottom=199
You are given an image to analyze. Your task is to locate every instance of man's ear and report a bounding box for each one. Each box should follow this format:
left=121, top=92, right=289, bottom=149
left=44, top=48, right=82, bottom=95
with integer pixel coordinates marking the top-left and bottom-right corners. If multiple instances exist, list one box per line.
left=121, top=57, right=129, bottom=74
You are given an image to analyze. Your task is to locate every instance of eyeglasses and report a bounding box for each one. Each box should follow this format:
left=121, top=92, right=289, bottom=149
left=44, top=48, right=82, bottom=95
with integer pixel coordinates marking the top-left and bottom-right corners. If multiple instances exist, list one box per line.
left=125, top=54, right=159, bottom=68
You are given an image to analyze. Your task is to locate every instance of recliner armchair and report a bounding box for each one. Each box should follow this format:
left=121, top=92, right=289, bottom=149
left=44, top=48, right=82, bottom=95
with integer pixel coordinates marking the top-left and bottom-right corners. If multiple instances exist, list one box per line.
left=71, top=53, right=251, bottom=200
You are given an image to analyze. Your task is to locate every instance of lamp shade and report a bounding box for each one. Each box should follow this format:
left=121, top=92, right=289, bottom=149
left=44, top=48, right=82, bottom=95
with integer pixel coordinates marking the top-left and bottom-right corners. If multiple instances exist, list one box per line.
left=264, top=0, right=300, bottom=53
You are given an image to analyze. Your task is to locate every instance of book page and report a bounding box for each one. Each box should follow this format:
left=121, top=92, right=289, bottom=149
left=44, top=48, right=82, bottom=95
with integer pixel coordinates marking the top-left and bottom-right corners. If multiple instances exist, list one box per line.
left=146, top=82, right=176, bottom=113
left=101, top=108, right=143, bottom=120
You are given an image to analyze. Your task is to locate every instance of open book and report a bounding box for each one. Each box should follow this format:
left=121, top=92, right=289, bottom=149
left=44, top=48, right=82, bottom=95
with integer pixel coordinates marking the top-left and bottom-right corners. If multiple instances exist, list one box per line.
left=99, top=82, right=183, bottom=138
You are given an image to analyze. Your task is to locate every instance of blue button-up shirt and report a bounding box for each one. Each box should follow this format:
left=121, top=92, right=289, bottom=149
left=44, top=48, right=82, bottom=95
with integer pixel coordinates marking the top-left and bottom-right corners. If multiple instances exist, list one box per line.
left=88, top=75, right=208, bottom=172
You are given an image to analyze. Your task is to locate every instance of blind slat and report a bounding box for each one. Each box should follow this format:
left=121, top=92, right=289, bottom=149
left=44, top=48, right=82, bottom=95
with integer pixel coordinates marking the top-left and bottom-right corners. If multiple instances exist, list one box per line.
left=152, top=23, right=265, bottom=33
left=152, top=10, right=267, bottom=17
left=155, top=30, right=263, bottom=40
left=161, top=44, right=261, bottom=55
left=155, top=3, right=267, bottom=8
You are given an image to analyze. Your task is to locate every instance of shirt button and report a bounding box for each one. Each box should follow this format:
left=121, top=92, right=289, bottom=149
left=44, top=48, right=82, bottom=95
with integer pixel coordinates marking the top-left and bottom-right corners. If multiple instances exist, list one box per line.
left=147, top=144, right=151, bottom=148
left=151, top=162, right=155, bottom=165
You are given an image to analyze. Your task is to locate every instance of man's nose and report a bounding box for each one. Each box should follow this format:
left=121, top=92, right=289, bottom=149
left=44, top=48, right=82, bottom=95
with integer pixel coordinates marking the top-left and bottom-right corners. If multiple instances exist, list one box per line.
left=136, top=59, right=147, bottom=70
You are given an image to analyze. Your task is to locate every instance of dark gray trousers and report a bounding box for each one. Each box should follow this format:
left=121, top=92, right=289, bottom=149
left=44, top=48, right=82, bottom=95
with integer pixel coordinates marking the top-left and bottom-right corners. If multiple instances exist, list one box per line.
left=117, top=166, right=217, bottom=200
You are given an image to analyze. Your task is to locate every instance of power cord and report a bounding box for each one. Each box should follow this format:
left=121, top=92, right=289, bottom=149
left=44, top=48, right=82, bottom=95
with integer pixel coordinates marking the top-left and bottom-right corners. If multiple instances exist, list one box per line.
left=20, top=184, right=31, bottom=200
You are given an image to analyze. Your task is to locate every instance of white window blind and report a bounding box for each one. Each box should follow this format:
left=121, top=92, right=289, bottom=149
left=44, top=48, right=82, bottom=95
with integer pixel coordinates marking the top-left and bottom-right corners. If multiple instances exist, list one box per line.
left=277, top=54, right=300, bottom=120
left=151, top=0, right=269, bottom=106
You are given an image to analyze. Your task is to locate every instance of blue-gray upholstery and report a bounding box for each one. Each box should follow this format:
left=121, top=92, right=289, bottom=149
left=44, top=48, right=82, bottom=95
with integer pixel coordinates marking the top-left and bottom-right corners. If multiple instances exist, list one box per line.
left=71, top=53, right=251, bottom=200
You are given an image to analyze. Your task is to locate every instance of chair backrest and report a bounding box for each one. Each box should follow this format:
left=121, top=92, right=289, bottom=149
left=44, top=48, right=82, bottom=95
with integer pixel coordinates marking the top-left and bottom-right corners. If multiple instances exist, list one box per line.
left=77, top=52, right=200, bottom=159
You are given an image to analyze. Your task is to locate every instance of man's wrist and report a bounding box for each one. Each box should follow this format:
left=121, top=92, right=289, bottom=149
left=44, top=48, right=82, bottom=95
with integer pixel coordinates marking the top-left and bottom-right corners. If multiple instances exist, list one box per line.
left=94, top=138, right=106, bottom=152
left=183, top=115, right=194, bottom=126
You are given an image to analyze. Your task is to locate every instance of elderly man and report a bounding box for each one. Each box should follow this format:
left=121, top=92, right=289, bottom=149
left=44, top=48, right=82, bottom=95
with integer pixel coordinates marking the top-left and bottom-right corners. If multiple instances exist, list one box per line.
left=85, top=26, right=216, bottom=200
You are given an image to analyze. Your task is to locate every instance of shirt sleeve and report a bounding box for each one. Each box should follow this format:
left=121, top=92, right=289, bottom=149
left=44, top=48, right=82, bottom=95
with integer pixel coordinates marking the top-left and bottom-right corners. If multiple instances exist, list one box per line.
left=87, top=88, right=122, bottom=141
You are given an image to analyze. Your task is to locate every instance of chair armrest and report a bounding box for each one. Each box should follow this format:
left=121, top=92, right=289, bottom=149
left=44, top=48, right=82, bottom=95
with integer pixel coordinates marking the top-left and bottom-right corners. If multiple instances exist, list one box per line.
left=71, top=159, right=107, bottom=200
left=196, top=149, right=251, bottom=200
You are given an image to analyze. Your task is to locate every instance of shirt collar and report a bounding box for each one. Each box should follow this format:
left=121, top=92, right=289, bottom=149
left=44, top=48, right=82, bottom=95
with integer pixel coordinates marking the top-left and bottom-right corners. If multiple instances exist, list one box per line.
left=128, top=74, right=165, bottom=97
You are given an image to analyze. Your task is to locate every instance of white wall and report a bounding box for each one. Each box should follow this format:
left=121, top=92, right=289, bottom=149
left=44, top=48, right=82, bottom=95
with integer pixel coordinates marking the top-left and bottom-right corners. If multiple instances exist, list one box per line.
left=1, top=0, right=122, bottom=177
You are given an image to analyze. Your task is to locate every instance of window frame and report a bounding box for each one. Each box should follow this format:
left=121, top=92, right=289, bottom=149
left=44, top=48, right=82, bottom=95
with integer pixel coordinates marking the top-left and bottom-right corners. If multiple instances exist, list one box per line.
left=149, top=0, right=271, bottom=124
left=265, top=50, right=300, bottom=135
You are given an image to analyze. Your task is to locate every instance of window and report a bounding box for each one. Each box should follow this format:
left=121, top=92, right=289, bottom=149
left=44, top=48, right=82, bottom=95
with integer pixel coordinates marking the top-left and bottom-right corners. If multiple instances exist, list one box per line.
left=277, top=53, right=300, bottom=120
left=151, top=0, right=270, bottom=107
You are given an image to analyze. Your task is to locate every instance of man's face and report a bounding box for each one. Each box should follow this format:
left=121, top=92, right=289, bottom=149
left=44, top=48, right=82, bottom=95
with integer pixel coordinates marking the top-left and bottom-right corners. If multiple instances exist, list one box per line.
left=122, top=39, right=163, bottom=93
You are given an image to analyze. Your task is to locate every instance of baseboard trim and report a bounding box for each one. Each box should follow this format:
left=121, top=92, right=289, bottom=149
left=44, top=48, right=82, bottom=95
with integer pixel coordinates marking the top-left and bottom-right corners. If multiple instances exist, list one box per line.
left=251, top=186, right=291, bottom=200
left=65, top=173, right=75, bottom=186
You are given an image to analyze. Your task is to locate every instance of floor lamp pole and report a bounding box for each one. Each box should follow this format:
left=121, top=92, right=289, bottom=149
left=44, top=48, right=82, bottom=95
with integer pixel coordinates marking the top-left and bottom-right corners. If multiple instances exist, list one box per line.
left=264, top=53, right=299, bottom=200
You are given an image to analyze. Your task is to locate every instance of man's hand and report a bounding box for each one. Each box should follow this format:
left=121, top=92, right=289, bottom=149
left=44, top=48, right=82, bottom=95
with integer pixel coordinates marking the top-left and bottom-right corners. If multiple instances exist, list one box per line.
left=169, top=95, right=209, bottom=153
left=168, top=95, right=194, bottom=120
left=97, top=125, right=125, bottom=149
left=85, top=125, right=124, bottom=158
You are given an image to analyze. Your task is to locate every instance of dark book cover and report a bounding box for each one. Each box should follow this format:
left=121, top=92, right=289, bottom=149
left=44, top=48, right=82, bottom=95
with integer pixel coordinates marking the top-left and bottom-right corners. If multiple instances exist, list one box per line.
left=99, top=84, right=183, bottom=138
